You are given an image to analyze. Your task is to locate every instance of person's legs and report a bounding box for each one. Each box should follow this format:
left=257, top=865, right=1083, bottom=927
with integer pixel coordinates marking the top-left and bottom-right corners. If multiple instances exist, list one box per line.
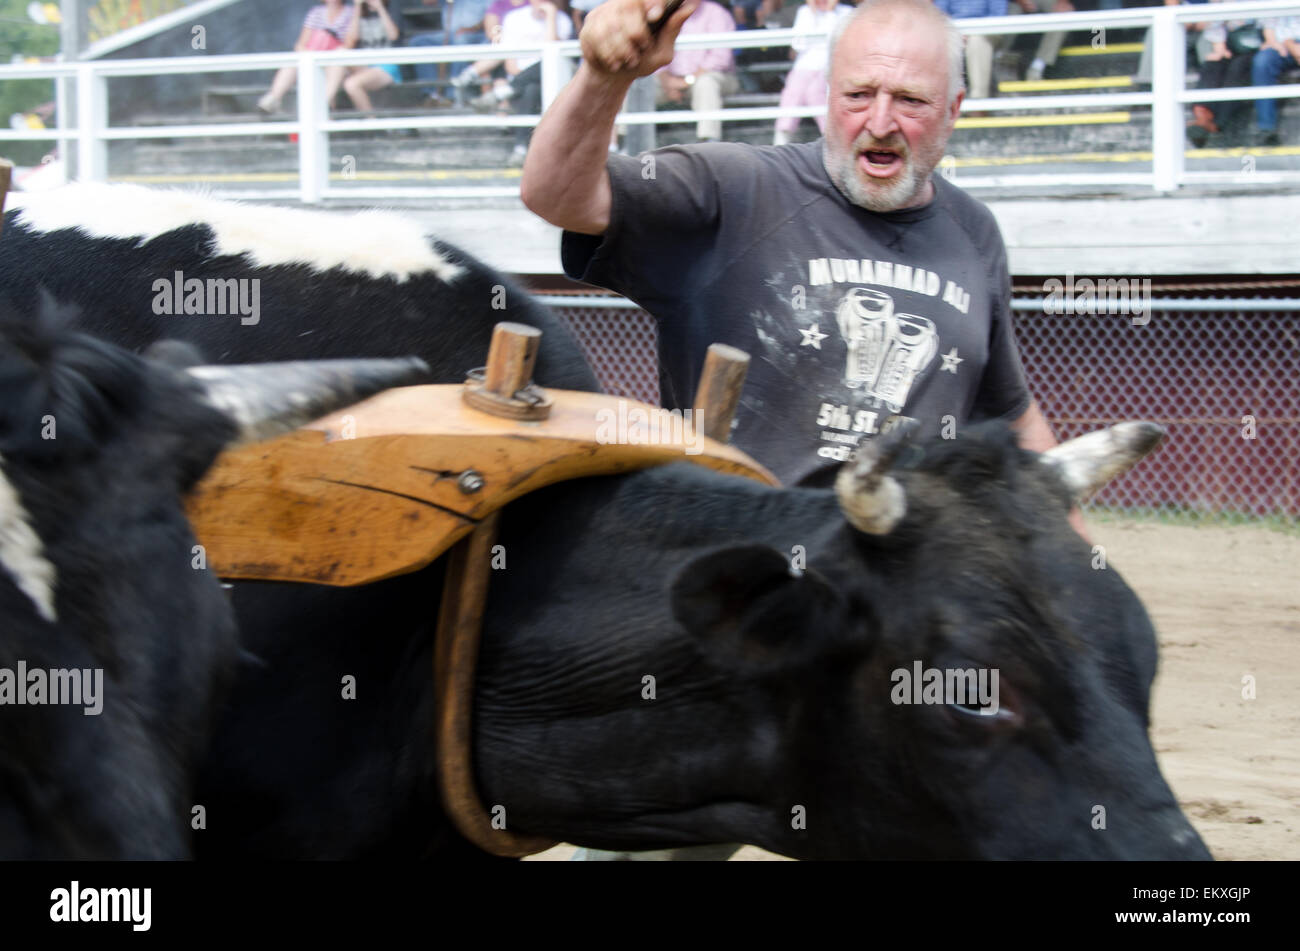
left=343, top=66, right=397, bottom=112
left=1026, top=0, right=1070, bottom=80
left=323, top=64, right=350, bottom=110
left=775, top=67, right=823, bottom=142
left=408, top=33, right=442, bottom=86
left=966, top=34, right=994, bottom=100
left=258, top=66, right=298, bottom=112
left=691, top=70, right=740, bottom=141
left=1253, top=46, right=1294, bottom=133
left=1217, top=51, right=1255, bottom=130
left=510, top=62, right=543, bottom=153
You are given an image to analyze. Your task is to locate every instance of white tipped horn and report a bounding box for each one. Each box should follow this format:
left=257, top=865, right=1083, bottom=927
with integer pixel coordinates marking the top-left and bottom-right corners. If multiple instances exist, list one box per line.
left=835, top=434, right=911, bottom=535
left=1041, top=421, right=1166, bottom=501
left=187, top=357, right=430, bottom=445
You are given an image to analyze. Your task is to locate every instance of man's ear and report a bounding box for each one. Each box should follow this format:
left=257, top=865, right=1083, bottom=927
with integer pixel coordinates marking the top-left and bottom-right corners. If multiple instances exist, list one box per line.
left=670, top=544, right=862, bottom=672
left=948, top=89, right=964, bottom=127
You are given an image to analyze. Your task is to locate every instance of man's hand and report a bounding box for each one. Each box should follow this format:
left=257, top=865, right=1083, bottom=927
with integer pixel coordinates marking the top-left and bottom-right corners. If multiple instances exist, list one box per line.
left=581, top=0, right=699, bottom=80
left=658, top=71, right=689, bottom=102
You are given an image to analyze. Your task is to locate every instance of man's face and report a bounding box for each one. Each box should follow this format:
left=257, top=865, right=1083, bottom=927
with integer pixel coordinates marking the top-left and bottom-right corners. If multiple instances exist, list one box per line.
left=823, top=15, right=962, bottom=212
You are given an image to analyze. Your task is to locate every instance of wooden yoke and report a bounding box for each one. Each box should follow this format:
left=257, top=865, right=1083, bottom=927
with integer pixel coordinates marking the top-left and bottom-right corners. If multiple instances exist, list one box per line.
left=186, top=324, right=774, bottom=858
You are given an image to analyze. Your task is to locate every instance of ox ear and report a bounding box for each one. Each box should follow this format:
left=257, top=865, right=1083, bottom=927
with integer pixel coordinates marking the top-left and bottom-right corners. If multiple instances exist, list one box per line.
left=670, top=544, right=858, bottom=671
left=1041, top=422, right=1166, bottom=502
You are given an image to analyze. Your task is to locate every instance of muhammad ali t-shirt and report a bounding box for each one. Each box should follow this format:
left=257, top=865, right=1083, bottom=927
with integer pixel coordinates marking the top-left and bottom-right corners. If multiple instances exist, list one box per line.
left=561, top=139, right=1032, bottom=486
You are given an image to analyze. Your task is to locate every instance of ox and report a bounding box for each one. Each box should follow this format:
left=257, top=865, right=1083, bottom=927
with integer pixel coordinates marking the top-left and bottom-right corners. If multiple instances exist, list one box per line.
left=0, top=186, right=1211, bottom=859
left=0, top=299, right=426, bottom=858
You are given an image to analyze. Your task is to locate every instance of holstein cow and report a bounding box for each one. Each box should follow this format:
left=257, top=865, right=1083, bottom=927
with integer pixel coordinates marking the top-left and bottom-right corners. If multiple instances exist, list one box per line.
left=0, top=300, right=427, bottom=858
left=0, top=186, right=1210, bottom=859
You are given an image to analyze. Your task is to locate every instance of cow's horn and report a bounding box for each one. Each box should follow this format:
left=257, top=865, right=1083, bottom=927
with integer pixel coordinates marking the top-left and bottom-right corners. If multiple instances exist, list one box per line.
left=1041, top=421, right=1166, bottom=501
left=187, top=357, right=430, bottom=444
left=835, top=432, right=911, bottom=535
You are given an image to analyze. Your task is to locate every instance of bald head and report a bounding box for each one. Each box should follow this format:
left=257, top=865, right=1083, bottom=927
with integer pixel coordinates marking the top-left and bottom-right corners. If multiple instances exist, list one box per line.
left=829, top=0, right=966, bottom=106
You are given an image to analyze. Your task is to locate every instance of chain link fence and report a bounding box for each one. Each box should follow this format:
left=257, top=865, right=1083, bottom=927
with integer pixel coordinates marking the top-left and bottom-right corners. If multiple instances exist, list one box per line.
left=548, top=290, right=1299, bottom=528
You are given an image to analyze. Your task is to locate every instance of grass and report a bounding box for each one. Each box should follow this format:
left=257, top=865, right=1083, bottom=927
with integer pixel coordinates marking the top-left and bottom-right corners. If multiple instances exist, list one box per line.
left=1084, top=505, right=1300, bottom=536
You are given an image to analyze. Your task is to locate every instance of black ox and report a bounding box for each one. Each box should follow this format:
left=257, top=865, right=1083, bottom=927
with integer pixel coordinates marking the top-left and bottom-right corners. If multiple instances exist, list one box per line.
left=0, top=300, right=425, bottom=858
left=0, top=185, right=1211, bottom=860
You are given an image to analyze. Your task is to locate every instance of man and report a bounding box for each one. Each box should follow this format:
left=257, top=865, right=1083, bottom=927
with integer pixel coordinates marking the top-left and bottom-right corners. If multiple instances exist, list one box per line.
left=655, top=0, right=739, bottom=142
left=523, top=0, right=1068, bottom=494
left=934, top=0, right=1008, bottom=103
left=1253, top=16, right=1300, bottom=146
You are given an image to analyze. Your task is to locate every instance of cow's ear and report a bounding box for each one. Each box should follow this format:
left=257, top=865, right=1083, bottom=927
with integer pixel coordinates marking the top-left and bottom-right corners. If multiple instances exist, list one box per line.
left=670, top=544, right=858, bottom=671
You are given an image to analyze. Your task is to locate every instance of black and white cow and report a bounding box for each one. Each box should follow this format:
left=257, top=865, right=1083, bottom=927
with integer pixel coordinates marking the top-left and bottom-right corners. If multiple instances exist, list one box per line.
left=0, top=186, right=1211, bottom=860
left=0, top=298, right=425, bottom=858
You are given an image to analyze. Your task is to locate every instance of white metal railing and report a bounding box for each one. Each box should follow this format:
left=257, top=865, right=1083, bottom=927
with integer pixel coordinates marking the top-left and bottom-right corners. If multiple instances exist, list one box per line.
left=0, top=0, right=1298, bottom=201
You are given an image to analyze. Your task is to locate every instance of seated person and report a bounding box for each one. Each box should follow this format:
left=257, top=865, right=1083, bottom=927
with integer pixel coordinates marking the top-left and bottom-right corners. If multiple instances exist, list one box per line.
left=445, top=0, right=531, bottom=99
left=655, top=0, right=739, bottom=143
left=1015, top=0, right=1075, bottom=83
left=1253, top=15, right=1300, bottom=145
left=409, top=0, right=494, bottom=99
left=258, top=0, right=357, bottom=114
left=1188, top=14, right=1259, bottom=147
left=935, top=0, right=1008, bottom=105
left=774, top=0, right=854, bottom=145
left=471, top=0, right=574, bottom=165
left=331, top=0, right=404, bottom=113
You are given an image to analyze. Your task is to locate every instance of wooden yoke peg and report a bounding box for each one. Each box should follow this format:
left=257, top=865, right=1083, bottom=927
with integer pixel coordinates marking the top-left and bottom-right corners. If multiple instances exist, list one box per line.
left=462, top=321, right=553, bottom=420
left=692, top=343, right=750, bottom=444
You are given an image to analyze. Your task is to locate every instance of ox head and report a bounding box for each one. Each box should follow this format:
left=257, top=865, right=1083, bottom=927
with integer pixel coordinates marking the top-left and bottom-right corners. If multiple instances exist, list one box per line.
left=655, top=421, right=1210, bottom=860
left=0, top=305, right=426, bottom=858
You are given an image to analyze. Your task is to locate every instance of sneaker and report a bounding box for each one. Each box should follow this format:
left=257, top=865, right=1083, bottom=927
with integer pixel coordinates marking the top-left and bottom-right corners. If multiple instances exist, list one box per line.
left=256, top=93, right=280, bottom=115
left=507, top=144, right=527, bottom=167
left=470, top=90, right=499, bottom=113
left=451, top=67, right=480, bottom=88
left=1025, top=59, right=1045, bottom=82
left=1257, top=129, right=1281, bottom=147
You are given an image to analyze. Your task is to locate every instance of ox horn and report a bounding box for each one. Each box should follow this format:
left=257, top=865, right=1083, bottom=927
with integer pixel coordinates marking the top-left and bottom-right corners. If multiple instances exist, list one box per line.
left=835, top=429, right=914, bottom=535
left=186, top=357, right=430, bottom=444
left=1041, top=421, right=1166, bottom=501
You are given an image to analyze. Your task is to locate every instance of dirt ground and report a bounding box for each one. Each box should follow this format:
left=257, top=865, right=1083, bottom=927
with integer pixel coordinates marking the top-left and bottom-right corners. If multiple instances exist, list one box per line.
left=529, top=519, right=1300, bottom=861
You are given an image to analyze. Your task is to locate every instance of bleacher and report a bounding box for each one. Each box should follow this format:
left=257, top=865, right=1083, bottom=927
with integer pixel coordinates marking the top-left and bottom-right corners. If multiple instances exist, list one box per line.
left=110, top=16, right=1298, bottom=182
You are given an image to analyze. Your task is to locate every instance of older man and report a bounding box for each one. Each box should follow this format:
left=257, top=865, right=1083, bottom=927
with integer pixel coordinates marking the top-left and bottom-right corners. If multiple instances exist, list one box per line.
left=523, top=0, right=1065, bottom=495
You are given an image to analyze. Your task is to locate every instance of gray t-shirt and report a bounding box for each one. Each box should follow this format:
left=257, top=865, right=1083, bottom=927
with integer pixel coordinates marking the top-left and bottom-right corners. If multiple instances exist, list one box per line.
left=562, top=139, right=1032, bottom=486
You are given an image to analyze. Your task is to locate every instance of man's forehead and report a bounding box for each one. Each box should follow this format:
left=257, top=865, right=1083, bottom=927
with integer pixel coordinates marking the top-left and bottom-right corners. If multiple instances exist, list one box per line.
left=832, top=15, right=949, bottom=87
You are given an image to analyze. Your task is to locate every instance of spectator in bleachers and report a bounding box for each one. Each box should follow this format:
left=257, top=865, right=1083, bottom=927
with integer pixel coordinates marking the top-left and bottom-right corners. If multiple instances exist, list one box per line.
left=331, top=0, right=404, bottom=113
left=934, top=0, right=1007, bottom=106
left=442, top=0, right=529, bottom=100
left=732, top=0, right=766, bottom=28
left=1134, top=0, right=1205, bottom=90
left=656, top=0, right=740, bottom=142
left=773, top=0, right=854, bottom=144
left=471, top=0, right=574, bottom=165
left=1187, top=11, right=1259, bottom=147
left=258, top=0, right=358, bottom=114
left=409, top=0, right=492, bottom=103
left=1013, top=0, right=1074, bottom=83
left=1252, top=16, right=1300, bottom=145
left=570, top=0, right=608, bottom=32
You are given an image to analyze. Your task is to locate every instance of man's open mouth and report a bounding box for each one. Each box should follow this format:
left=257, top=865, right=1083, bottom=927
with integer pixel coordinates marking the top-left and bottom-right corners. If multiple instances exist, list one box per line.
left=859, top=149, right=903, bottom=177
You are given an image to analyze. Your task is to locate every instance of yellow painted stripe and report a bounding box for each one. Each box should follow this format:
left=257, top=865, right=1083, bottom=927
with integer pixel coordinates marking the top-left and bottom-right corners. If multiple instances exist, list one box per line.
left=949, top=143, right=1300, bottom=168
left=113, top=167, right=523, bottom=184
left=956, top=110, right=1130, bottom=129
left=1060, top=42, right=1144, bottom=56
left=105, top=145, right=1300, bottom=185
left=998, top=75, right=1134, bottom=93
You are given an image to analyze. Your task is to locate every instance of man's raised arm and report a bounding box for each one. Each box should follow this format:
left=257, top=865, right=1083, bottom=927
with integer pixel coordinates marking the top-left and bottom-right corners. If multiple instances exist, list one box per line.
left=520, top=0, right=698, bottom=235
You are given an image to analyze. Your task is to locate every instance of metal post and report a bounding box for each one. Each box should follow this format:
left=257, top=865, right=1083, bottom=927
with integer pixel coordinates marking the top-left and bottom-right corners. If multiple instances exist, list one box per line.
left=58, top=0, right=79, bottom=178
left=1150, top=6, right=1186, bottom=194
left=539, top=41, right=564, bottom=112
left=74, top=63, right=106, bottom=181
left=297, top=52, right=329, bottom=203
left=624, top=75, right=656, bottom=155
